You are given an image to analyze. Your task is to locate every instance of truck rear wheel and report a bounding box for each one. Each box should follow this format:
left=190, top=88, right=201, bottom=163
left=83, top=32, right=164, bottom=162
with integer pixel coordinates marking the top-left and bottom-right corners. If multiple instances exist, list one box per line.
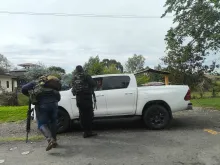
left=56, top=108, right=70, bottom=134
left=143, top=105, right=171, bottom=130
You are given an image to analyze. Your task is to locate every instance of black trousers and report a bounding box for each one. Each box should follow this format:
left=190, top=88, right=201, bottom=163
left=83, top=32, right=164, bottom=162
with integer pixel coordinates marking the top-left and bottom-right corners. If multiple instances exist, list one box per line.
left=76, top=94, right=94, bottom=133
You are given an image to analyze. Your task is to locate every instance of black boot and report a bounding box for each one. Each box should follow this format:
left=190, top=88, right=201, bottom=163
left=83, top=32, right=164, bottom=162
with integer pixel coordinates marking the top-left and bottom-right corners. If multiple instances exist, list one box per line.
left=40, top=125, right=56, bottom=151
left=49, top=122, right=58, bottom=148
left=83, top=131, right=98, bottom=138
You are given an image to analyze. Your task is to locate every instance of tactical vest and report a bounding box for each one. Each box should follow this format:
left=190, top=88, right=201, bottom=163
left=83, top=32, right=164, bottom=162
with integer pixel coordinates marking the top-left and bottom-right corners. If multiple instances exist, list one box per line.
left=29, top=84, right=54, bottom=105
left=73, top=72, right=90, bottom=94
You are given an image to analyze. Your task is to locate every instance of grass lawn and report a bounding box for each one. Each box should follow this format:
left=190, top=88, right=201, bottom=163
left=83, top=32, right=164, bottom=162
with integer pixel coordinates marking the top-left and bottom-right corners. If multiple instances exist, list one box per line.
left=191, top=92, right=220, bottom=99
left=191, top=97, right=220, bottom=110
left=0, top=106, right=27, bottom=123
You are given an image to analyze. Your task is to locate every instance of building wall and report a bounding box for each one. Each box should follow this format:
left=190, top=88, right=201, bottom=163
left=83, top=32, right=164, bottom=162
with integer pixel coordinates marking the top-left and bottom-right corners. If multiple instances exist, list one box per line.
left=0, top=76, right=17, bottom=93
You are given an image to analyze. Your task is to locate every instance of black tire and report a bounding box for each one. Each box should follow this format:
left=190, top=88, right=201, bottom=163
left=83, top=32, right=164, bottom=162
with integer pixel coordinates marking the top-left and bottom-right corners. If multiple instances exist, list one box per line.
left=143, top=105, right=171, bottom=130
left=56, top=108, right=70, bottom=134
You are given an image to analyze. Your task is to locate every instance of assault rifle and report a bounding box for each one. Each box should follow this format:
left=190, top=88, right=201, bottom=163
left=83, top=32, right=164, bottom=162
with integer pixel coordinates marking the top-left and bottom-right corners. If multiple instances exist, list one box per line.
left=26, top=98, right=33, bottom=143
left=92, top=90, right=97, bottom=110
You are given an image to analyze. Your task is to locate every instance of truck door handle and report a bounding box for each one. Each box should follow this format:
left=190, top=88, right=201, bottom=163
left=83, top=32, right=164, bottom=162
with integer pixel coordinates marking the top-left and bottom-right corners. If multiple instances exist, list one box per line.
left=96, top=94, right=104, bottom=97
left=125, top=92, right=133, bottom=95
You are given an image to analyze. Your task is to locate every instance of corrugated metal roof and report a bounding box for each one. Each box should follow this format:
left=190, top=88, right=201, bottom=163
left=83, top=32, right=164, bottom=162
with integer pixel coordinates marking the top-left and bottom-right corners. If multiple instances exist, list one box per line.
left=134, top=68, right=170, bottom=75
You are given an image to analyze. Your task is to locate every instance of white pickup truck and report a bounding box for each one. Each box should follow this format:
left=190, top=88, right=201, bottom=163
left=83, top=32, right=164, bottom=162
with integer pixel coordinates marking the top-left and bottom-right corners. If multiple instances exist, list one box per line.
left=33, top=73, right=192, bottom=133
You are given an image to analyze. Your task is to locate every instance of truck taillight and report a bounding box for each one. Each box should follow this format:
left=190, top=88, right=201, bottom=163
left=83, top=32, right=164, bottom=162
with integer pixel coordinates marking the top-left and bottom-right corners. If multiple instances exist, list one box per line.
left=184, top=89, right=191, bottom=101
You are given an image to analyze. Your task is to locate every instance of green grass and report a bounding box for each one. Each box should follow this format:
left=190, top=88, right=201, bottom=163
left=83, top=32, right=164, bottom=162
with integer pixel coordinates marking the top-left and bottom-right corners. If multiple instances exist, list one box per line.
left=191, top=97, right=220, bottom=110
left=0, top=135, right=43, bottom=142
left=191, top=92, right=220, bottom=99
left=0, top=106, right=27, bottom=123
left=18, top=93, right=29, bottom=106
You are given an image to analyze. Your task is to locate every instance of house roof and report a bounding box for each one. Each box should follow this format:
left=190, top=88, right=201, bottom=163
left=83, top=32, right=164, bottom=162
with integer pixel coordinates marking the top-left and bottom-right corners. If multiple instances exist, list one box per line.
left=18, top=63, right=38, bottom=67
left=0, top=73, right=17, bottom=78
left=10, top=69, right=27, bottom=72
left=134, top=68, right=170, bottom=75
left=205, top=74, right=220, bottom=80
left=9, top=69, right=27, bottom=77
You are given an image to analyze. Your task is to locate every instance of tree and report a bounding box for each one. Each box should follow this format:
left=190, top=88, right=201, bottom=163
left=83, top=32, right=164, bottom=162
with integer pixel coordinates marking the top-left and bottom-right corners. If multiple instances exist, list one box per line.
left=0, top=54, right=12, bottom=73
left=24, top=63, right=48, bottom=81
left=60, top=73, right=72, bottom=90
left=83, top=55, right=104, bottom=75
left=103, top=64, right=121, bottom=74
left=147, top=65, right=165, bottom=82
left=161, top=0, right=220, bottom=88
left=125, top=54, right=145, bottom=73
left=23, top=62, right=73, bottom=91
left=24, top=63, right=63, bottom=81
left=48, top=66, right=66, bottom=74
left=162, top=0, right=220, bottom=55
left=136, top=74, right=150, bottom=86
left=101, top=59, right=123, bottom=73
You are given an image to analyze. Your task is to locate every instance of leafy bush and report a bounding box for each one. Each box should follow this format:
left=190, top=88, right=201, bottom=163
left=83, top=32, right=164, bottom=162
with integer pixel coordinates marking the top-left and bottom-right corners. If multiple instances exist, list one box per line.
left=136, top=74, right=150, bottom=86
left=18, top=93, right=29, bottom=106
left=0, top=87, right=18, bottom=106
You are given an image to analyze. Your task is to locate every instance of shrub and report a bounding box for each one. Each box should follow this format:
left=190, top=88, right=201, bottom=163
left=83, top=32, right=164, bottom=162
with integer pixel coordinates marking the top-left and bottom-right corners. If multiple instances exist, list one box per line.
left=0, top=87, right=18, bottom=106
left=18, top=93, right=29, bottom=106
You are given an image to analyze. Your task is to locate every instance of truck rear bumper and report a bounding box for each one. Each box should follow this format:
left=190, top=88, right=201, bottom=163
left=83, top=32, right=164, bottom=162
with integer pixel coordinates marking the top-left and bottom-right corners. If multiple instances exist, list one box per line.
left=186, top=103, right=193, bottom=110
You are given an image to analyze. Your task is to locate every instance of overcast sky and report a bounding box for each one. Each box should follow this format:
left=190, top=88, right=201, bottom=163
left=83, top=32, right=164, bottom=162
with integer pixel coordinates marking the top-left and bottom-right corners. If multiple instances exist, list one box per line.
left=0, top=0, right=218, bottom=73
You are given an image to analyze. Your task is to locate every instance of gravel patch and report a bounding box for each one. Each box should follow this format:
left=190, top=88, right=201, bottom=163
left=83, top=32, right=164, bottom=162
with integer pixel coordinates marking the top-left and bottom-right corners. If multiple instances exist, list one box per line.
left=0, top=120, right=40, bottom=138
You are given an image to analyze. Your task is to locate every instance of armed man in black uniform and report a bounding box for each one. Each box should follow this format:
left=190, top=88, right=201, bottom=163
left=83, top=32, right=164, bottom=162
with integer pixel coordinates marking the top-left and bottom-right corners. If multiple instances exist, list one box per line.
left=71, top=65, right=97, bottom=138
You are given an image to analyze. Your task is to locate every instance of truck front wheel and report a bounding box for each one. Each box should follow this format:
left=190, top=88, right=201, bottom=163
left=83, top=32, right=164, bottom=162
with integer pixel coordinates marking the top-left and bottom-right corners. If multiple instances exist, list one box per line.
left=56, top=108, right=70, bottom=134
left=143, top=105, right=171, bottom=130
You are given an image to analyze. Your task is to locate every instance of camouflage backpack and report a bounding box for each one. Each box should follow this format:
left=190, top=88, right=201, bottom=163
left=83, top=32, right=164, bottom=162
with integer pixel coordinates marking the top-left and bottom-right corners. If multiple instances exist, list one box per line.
left=28, top=75, right=61, bottom=105
left=72, top=71, right=90, bottom=95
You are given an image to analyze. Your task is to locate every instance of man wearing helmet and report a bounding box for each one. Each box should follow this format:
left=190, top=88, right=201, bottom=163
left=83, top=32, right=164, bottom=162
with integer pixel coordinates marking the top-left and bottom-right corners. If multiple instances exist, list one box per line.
left=71, top=65, right=97, bottom=138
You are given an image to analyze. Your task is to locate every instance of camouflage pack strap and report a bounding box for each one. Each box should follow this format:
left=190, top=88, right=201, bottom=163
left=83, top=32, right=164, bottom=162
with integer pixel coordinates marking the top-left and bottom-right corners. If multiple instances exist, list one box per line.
left=28, top=88, right=38, bottom=105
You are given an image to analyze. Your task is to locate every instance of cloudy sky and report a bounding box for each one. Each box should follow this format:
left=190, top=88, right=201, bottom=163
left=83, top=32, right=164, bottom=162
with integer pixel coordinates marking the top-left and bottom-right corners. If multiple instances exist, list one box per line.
left=1, top=0, right=213, bottom=74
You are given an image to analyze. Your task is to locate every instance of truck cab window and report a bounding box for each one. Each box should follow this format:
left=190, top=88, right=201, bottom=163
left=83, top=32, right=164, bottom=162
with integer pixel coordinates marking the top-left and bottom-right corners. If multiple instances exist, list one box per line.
left=93, top=78, right=103, bottom=91
left=102, top=76, right=130, bottom=90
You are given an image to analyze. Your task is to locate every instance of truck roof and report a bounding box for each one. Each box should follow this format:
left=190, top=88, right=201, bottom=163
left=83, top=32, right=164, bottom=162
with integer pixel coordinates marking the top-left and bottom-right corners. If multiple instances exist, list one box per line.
left=92, top=73, right=134, bottom=78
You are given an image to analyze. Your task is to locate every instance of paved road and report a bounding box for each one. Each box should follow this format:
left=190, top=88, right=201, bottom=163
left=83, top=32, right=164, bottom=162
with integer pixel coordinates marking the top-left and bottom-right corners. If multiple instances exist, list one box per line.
left=1, top=108, right=220, bottom=165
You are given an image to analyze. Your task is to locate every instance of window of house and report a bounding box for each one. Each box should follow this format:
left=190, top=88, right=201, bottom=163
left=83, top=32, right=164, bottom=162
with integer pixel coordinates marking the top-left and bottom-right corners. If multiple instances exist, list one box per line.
left=6, top=81, right=9, bottom=88
left=102, top=76, right=130, bottom=90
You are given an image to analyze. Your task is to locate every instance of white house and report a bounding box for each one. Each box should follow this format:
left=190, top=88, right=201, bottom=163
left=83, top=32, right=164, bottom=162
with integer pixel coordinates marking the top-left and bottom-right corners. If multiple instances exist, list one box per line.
left=0, top=73, right=17, bottom=93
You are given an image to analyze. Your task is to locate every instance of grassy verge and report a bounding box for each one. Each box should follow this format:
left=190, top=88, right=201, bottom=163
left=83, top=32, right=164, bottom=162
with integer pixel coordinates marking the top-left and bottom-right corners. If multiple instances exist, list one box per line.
left=191, top=97, right=220, bottom=110
left=0, top=135, right=43, bottom=142
left=0, top=106, right=27, bottom=123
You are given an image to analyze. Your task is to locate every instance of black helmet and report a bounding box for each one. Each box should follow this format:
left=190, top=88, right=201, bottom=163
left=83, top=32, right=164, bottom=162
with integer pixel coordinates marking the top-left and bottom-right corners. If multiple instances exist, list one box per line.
left=75, top=65, right=84, bottom=72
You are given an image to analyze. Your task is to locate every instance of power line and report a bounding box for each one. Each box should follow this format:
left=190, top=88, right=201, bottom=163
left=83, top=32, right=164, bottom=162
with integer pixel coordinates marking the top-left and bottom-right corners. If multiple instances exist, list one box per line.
left=0, top=11, right=173, bottom=19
